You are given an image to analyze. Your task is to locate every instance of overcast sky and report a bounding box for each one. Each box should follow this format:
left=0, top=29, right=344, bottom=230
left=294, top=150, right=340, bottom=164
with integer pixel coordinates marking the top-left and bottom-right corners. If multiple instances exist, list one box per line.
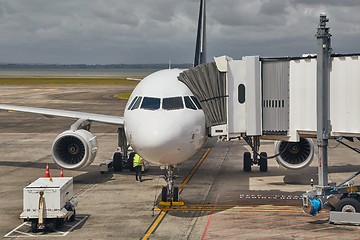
left=0, top=0, right=359, bottom=64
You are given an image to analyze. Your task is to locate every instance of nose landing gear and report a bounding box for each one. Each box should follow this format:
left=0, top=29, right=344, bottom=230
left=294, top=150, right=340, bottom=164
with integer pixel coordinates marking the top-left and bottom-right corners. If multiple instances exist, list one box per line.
left=159, top=165, right=184, bottom=206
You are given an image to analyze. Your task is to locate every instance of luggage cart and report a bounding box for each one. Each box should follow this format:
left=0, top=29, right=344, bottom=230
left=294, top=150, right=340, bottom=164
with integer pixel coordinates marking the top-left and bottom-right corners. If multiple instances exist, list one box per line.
left=20, top=177, right=77, bottom=232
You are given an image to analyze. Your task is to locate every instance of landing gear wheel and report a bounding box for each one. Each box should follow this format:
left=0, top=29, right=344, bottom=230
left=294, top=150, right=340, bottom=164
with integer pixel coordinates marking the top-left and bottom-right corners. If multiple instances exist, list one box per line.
left=336, top=198, right=360, bottom=213
left=259, top=152, right=268, bottom=172
left=243, top=152, right=252, bottom=172
left=31, top=220, right=38, bottom=233
left=173, top=187, right=179, bottom=202
left=113, top=152, right=122, bottom=172
left=161, top=187, right=168, bottom=202
left=69, top=209, right=76, bottom=222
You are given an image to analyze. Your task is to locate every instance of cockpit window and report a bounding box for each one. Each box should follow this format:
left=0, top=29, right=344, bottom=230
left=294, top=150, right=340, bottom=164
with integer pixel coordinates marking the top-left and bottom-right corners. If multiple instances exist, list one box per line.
left=127, top=96, right=138, bottom=110
left=141, top=97, right=161, bottom=110
left=184, top=96, right=197, bottom=110
left=190, top=96, right=202, bottom=109
left=163, top=97, right=184, bottom=110
left=131, top=96, right=142, bottom=110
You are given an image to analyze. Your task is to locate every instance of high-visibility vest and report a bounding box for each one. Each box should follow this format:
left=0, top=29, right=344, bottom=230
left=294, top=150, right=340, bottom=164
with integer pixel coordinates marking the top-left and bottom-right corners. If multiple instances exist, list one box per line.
left=133, top=154, right=143, bottom=167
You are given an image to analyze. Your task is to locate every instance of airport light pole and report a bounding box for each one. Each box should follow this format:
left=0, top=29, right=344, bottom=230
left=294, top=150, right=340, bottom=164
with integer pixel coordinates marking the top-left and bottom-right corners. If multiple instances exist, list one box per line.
left=316, top=14, right=331, bottom=187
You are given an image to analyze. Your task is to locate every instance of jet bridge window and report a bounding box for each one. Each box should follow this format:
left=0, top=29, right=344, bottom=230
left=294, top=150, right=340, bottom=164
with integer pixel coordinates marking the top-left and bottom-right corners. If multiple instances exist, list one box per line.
left=131, top=96, right=142, bottom=110
left=184, top=96, right=197, bottom=110
left=163, top=97, right=184, bottom=110
left=238, top=84, right=245, bottom=104
left=141, top=97, right=160, bottom=110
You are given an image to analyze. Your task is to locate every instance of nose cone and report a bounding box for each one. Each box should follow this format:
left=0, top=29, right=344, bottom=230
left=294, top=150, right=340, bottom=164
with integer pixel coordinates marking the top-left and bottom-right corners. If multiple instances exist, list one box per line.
left=130, top=117, right=186, bottom=164
left=125, top=109, right=205, bottom=165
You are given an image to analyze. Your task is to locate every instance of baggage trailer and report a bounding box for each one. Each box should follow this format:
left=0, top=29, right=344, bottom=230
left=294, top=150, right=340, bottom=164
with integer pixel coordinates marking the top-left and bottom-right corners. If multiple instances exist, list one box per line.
left=20, top=177, right=77, bottom=232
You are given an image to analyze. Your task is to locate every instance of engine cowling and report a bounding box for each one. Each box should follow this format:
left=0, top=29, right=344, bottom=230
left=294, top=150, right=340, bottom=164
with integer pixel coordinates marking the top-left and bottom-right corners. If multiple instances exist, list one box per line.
left=52, top=129, right=98, bottom=170
left=274, top=138, right=314, bottom=170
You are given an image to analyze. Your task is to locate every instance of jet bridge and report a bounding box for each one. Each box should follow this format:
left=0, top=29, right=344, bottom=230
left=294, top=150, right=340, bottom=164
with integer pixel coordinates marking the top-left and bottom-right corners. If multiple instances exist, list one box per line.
left=178, top=54, right=360, bottom=141
left=179, top=14, right=360, bottom=220
left=178, top=53, right=360, bottom=172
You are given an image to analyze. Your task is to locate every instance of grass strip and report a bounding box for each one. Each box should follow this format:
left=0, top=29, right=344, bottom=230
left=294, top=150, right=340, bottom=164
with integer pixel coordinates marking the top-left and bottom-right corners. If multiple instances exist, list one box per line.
left=0, top=76, right=142, bottom=86
left=114, top=93, right=132, bottom=100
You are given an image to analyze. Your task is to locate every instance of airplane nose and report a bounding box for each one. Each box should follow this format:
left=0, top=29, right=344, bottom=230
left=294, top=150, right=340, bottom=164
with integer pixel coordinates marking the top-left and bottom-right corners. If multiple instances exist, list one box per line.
left=135, top=118, right=182, bottom=149
left=129, top=116, right=186, bottom=164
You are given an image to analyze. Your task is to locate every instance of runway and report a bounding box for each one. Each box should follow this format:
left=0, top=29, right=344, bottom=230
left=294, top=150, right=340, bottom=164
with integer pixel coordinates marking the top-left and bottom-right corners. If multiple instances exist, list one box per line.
left=1, top=85, right=359, bottom=239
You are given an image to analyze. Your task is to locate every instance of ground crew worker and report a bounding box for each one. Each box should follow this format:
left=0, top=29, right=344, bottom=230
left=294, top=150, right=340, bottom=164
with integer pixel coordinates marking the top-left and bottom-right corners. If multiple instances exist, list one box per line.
left=133, top=153, right=143, bottom=182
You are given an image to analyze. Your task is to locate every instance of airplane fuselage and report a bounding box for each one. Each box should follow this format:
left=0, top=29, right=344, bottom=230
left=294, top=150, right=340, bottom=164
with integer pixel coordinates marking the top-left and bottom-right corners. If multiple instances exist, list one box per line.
left=124, top=69, right=207, bottom=166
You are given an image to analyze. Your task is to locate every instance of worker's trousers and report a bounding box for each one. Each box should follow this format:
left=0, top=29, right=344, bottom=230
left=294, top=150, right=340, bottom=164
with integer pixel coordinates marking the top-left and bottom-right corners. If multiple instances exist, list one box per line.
left=135, top=166, right=142, bottom=181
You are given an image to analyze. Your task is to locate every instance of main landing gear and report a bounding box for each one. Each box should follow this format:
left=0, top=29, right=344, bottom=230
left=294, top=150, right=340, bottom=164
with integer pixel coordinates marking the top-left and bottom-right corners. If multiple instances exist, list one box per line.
left=160, top=165, right=182, bottom=205
left=243, top=136, right=268, bottom=172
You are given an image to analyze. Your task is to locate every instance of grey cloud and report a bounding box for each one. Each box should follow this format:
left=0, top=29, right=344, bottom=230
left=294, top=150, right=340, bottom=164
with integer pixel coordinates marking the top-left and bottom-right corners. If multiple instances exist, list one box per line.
left=260, top=0, right=289, bottom=15
left=0, top=0, right=359, bottom=64
left=0, top=1, right=16, bottom=16
left=293, top=0, right=360, bottom=7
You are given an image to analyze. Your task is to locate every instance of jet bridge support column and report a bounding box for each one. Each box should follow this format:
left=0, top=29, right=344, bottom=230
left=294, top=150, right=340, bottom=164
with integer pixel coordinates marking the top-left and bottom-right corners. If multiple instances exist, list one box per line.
left=316, top=14, right=332, bottom=187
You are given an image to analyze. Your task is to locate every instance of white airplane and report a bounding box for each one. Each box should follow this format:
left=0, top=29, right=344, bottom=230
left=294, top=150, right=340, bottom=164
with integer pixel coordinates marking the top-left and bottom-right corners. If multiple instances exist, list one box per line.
left=0, top=0, right=315, bottom=202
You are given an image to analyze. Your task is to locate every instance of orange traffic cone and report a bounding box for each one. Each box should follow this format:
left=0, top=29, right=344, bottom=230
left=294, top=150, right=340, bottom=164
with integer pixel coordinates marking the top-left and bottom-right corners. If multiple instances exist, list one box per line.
left=45, top=163, right=51, bottom=178
left=60, top=168, right=64, bottom=177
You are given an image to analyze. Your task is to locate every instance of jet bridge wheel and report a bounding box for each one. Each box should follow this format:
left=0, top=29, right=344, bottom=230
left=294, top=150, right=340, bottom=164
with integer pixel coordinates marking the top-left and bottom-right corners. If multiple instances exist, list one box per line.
left=259, top=152, right=268, bottom=172
left=243, top=152, right=252, bottom=172
left=335, top=197, right=360, bottom=213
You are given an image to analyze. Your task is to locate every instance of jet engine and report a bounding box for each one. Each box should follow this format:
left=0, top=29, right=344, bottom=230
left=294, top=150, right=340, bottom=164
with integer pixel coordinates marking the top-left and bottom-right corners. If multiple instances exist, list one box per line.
left=52, top=129, right=98, bottom=170
left=274, top=138, right=314, bottom=170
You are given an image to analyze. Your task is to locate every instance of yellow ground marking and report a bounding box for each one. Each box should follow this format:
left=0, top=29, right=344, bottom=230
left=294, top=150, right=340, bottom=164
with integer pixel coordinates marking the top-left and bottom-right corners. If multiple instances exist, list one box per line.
left=141, top=210, right=167, bottom=240
left=179, top=148, right=211, bottom=192
left=153, top=206, right=303, bottom=213
left=142, top=148, right=212, bottom=240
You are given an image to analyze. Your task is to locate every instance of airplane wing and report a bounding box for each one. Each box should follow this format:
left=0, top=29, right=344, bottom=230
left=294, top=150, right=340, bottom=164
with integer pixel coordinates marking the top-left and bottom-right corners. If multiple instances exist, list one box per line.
left=0, top=104, right=124, bottom=126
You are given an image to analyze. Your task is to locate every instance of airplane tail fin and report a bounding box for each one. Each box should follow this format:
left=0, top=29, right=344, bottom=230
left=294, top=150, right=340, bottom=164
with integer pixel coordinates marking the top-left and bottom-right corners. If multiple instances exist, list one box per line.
left=194, top=0, right=206, bottom=67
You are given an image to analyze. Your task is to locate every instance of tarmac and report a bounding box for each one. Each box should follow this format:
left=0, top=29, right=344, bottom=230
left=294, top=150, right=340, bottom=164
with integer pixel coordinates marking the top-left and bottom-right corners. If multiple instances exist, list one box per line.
left=0, top=85, right=360, bottom=239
